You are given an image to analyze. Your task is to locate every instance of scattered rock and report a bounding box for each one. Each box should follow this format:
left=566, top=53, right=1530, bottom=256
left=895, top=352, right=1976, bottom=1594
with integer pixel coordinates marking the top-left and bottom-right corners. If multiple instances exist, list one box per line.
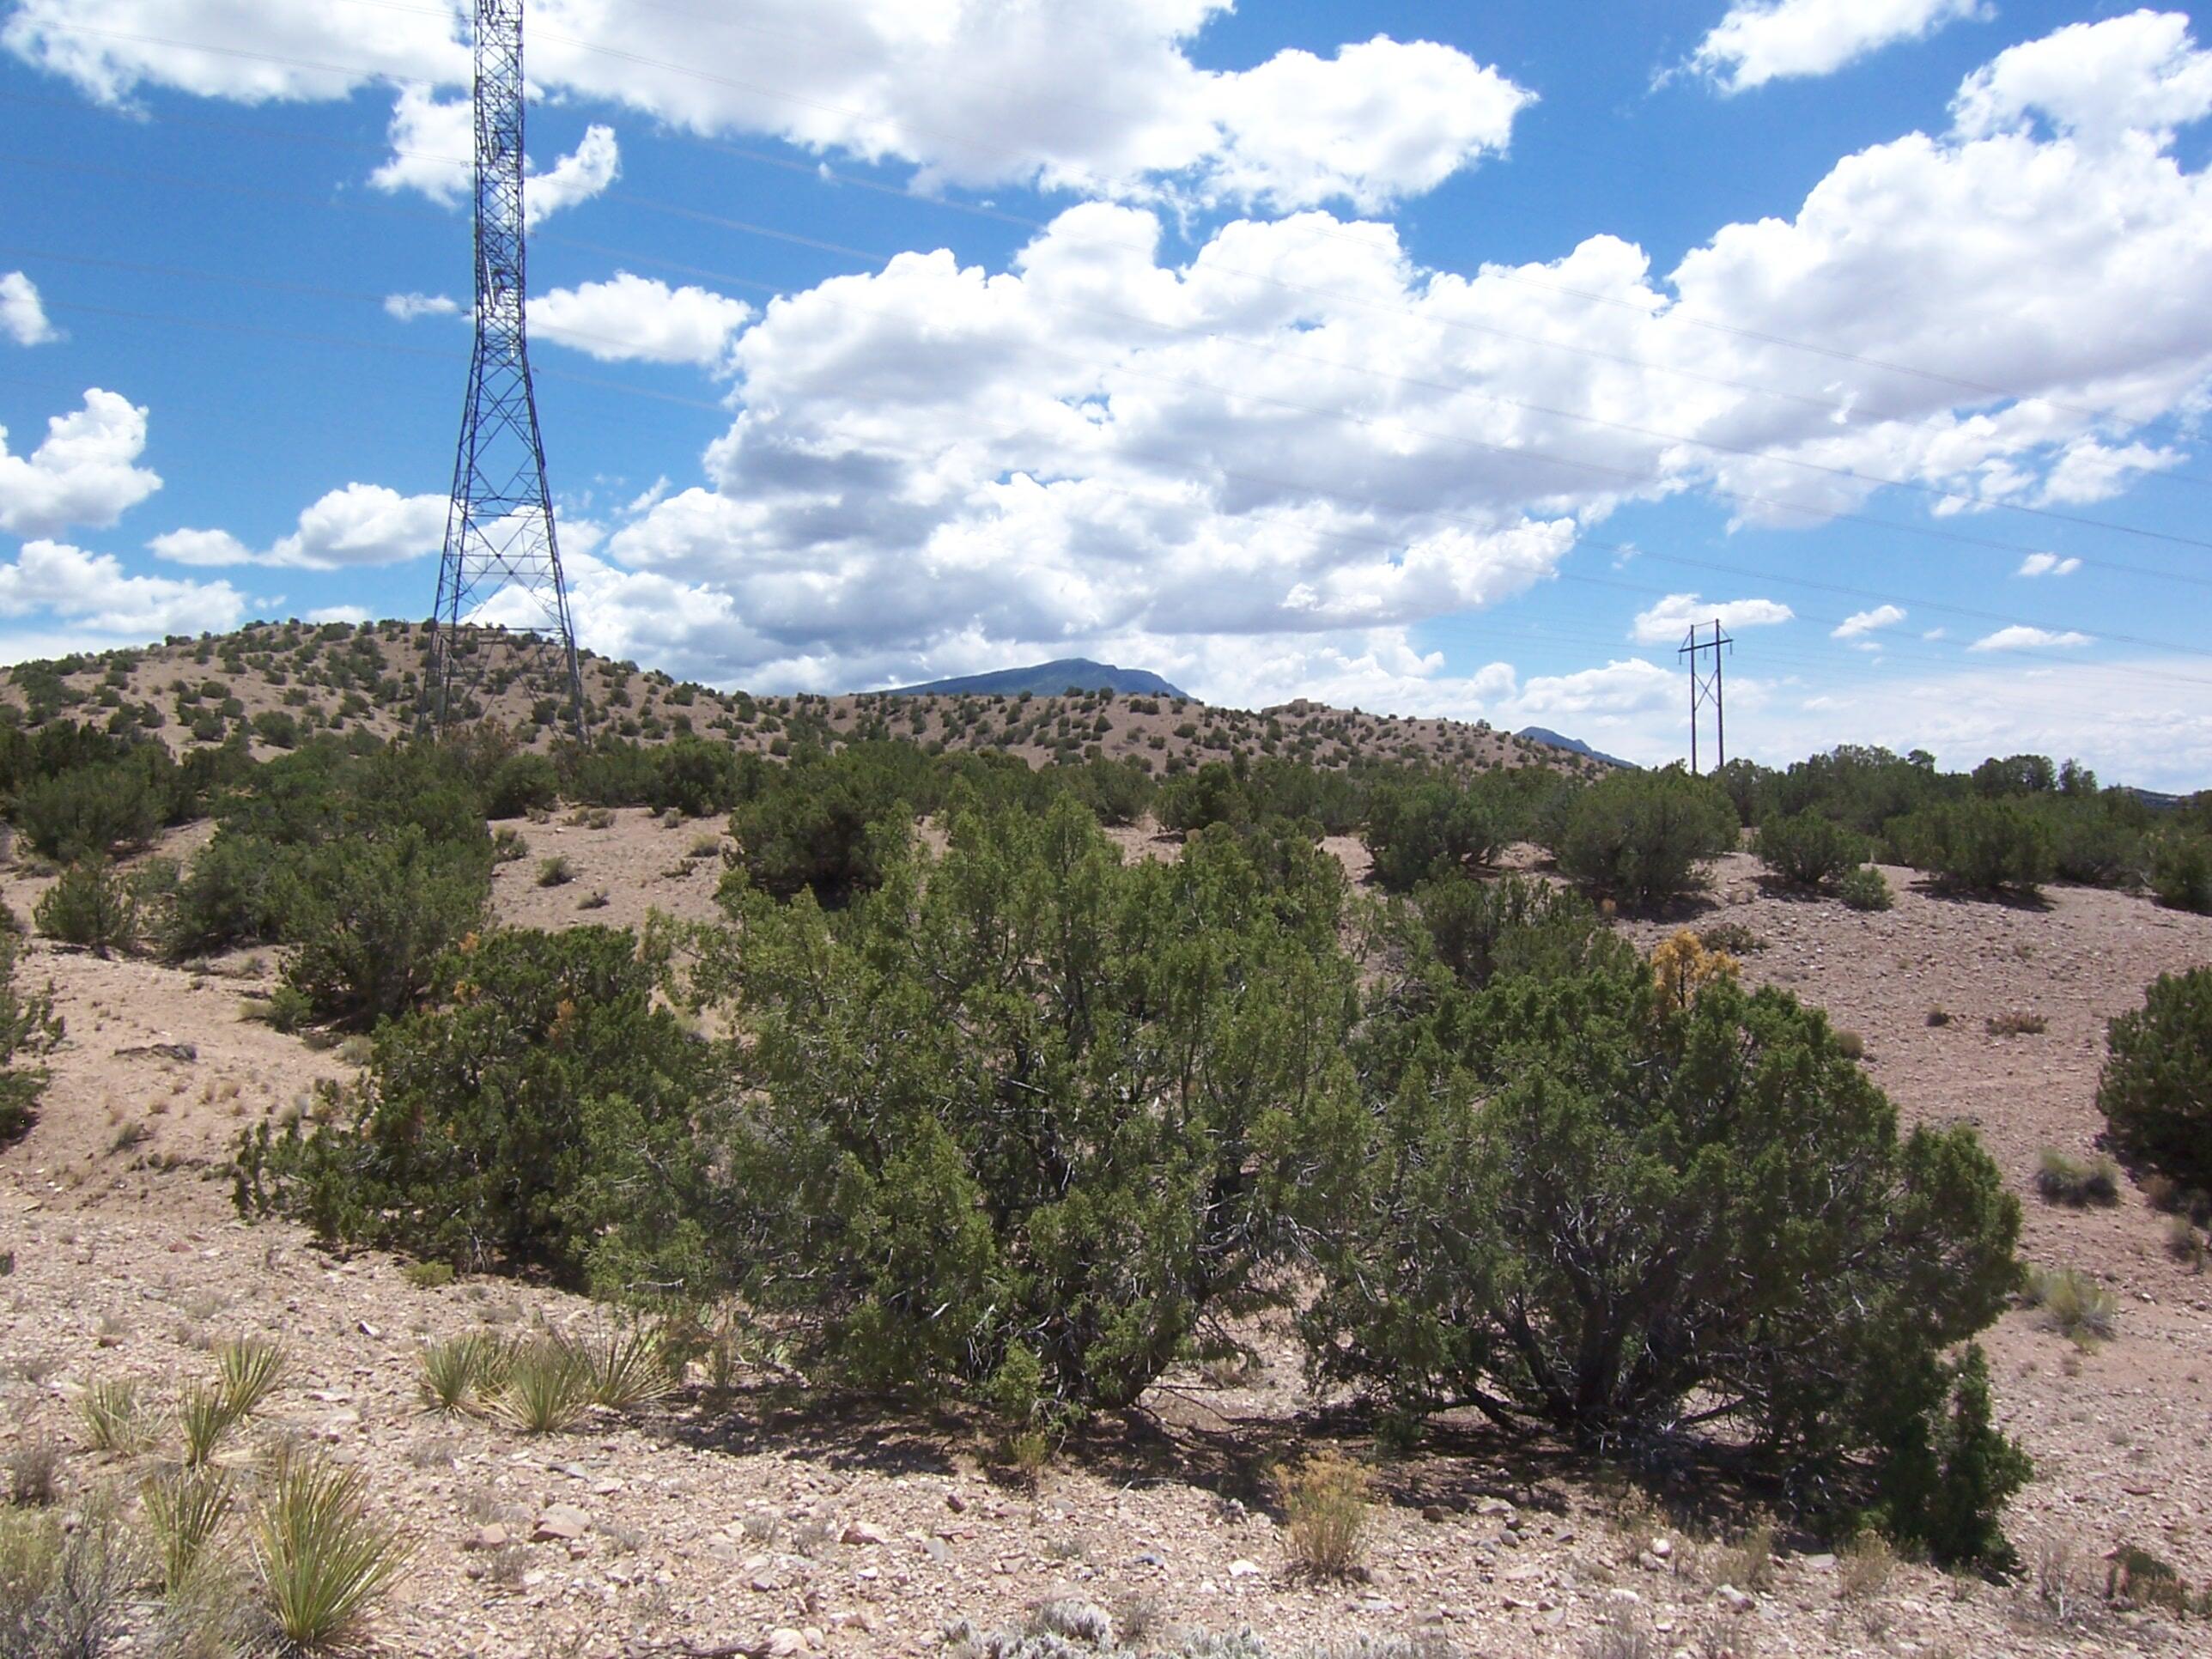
left=532, top=1504, right=590, bottom=1543
left=841, top=1521, right=890, bottom=1547
left=465, top=1523, right=510, bottom=1551
left=1228, top=1559, right=1261, bottom=1578
left=765, top=1627, right=806, bottom=1658
left=1717, top=1584, right=1755, bottom=1614
left=112, top=1042, right=197, bottom=1061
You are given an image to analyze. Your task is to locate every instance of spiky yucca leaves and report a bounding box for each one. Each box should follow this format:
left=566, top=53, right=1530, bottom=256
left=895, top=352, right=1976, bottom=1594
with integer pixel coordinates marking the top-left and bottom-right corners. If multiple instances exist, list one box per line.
left=215, top=1335, right=287, bottom=1419
left=579, top=1323, right=676, bottom=1411
left=144, top=1465, right=234, bottom=1590
left=177, top=1384, right=246, bottom=1468
left=487, top=1335, right=592, bottom=1435
left=76, top=1376, right=154, bottom=1454
left=250, top=1447, right=409, bottom=1652
left=416, top=1333, right=509, bottom=1416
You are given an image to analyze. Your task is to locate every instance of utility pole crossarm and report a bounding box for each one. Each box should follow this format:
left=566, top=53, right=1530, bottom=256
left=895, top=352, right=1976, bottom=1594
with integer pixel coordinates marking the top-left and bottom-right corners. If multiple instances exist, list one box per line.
left=1679, top=619, right=1733, bottom=775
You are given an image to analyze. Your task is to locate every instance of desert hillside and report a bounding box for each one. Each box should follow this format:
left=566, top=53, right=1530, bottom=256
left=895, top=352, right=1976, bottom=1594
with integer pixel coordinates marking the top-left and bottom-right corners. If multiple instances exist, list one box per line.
left=1, top=660, right=2209, bottom=1659
left=0, top=620, right=1601, bottom=781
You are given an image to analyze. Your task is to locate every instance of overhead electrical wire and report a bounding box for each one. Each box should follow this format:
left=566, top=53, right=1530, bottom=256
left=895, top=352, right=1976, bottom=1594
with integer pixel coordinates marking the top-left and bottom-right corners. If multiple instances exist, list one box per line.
left=9, top=21, right=2212, bottom=703
left=9, top=143, right=2211, bottom=601
left=29, top=284, right=2212, bottom=698
left=13, top=12, right=2212, bottom=477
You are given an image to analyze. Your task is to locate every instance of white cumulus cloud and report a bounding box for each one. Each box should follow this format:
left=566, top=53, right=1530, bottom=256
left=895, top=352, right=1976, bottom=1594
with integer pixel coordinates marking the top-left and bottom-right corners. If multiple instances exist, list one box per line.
left=1953, top=9, right=2212, bottom=145
left=149, top=483, right=447, bottom=570
left=384, top=292, right=459, bottom=323
left=8, top=2, right=1526, bottom=212
left=1691, top=0, right=1988, bottom=93
left=1969, top=624, right=2093, bottom=651
left=1832, top=603, right=1906, bottom=639
left=1631, top=593, right=1796, bottom=645
left=369, top=86, right=618, bottom=226
left=524, top=123, right=619, bottom=228
left=0, top=389, right=161, bottom=538
left=0, top=271, right=60, bottom=346
left=532, top=274, right=755, bottom=368
left=2014, top=552, right=2081, bottom=578
left=0, top=538, right=242, bottom=636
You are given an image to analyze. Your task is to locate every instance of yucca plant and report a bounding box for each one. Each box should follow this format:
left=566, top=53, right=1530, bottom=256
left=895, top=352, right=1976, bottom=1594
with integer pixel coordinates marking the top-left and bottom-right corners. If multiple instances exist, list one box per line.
left=77, top=1376, right=154, bottom=1454
left=215, top=1336, right=288, bottom=1419
left=144, top=1464, right=234, bottom=1590
left=177, top=1382, right=246, bottom=1468
left=250, top=1447, right=409, bottom=1652
left=580, top=1324, right=676, bottom=1412
left=487, top=1335, right=591, bottom=1435
left=416, top=1333, right=508, bottom=1416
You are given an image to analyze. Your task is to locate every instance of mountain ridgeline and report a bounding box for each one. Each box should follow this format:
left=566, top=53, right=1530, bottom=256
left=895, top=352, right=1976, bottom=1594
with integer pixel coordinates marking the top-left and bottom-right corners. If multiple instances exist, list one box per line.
left=883, top=658, right=1190, bottom=700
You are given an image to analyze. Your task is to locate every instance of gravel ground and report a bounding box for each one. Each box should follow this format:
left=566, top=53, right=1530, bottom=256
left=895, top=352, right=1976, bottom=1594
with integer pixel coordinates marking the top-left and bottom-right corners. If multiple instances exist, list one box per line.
left=3, top=834, right=2209, bottom=1658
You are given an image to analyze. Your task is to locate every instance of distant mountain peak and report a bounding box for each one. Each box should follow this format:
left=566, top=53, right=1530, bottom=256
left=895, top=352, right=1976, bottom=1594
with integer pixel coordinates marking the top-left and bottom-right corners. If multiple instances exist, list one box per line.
left=884, top=658, right=1190, bottom=700
left=1517, top=726, right=1632, bottom=769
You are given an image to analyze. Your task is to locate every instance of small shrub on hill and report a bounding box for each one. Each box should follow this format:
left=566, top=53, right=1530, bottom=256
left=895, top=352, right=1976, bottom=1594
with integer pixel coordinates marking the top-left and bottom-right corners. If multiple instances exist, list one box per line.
left=1754, top=811, right=1868, bottom=890
left=2041, top=799, right=2142, bottom=889
left=1551, top=767, right=1737, bottom=908
left=1304, top=964, right=2022, bottom=1465
left=2098, top=967, right=2212, bottom=1187
left=1361, top=776, right=1511, bottom=892
left=33, top=861, right=138, bottom=957
left=728, top=744, right=927, bottom=906
left=279, top=828, right=489, bottom=1026
left=1838, top=864, right=1894, bottom=911
left=238, top=927, right=714, bottom=1290
left=2024, top=1266, right=2116, bottom=1345
left=2150, top=830, right=2212, bottom=915
left=2034, top=1150, right=2119, bottom=1206
left=1889, top=799, right=2055, bottom=896
left=1276, top=1450, right=1370, bottom=1577
left=1866, top=1343, right=2033, bottom=1575
left=15, top=759, right=164, bottom=861
left=1413, top=873, right=1632, bottom=991
left=713, top=795, right=1361, bottom=1417
left=485, top=752, right=559, bottom=818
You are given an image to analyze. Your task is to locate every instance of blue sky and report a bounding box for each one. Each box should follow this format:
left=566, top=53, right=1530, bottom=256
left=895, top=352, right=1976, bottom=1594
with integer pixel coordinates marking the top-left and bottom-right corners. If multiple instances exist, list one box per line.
left=3, top=0, right=2212, bottom=787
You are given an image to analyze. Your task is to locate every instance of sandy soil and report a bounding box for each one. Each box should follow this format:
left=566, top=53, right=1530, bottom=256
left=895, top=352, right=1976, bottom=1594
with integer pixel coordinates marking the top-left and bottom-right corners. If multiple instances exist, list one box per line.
left=3, top=828, right=2209, bottom=1659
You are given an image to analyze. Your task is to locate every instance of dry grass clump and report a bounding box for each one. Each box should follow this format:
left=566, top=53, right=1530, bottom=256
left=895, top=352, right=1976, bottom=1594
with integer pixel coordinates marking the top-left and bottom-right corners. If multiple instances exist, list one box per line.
left=1838, top=1534, right=1896, bottom=1601
left=1986, top=1011, right=2048, bottom=1036
left=0, top=1495, right=138, bottom=1652
left=2024, top=1267, right=2118, bottom=1345
left=6, top=1433, right=63, bottom=1507
left=1276, top=1449, right=1371, bottom=1577
left=1704, top=1518, right=1776, bottom=1591
left=250, top=1446, right=410, bottom=1652
left=2165, top=1215, right=2207, bottom=1269
left=2034, top=1149, right=2120, bottom=1207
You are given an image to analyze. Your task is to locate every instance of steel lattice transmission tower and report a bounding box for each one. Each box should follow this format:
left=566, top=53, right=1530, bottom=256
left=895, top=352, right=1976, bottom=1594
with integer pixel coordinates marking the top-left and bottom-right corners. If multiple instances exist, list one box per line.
left=427, top=0, right=586, bottom=730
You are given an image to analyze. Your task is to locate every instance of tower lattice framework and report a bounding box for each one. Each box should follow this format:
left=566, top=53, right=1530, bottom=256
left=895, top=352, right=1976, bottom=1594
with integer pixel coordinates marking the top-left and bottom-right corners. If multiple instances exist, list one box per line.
left=428, top=0, right=586, bottom=729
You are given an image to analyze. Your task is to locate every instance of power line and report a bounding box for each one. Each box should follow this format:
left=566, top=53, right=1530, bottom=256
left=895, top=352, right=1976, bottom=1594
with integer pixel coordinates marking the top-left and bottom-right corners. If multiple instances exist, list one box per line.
left=17, top=10, right=2212, bottom=484
left=20, top=138, right=2209, bottom=591
left=26, top=286, right=2212, bottom=701
left=27, top=270, right=2212, bottom=672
